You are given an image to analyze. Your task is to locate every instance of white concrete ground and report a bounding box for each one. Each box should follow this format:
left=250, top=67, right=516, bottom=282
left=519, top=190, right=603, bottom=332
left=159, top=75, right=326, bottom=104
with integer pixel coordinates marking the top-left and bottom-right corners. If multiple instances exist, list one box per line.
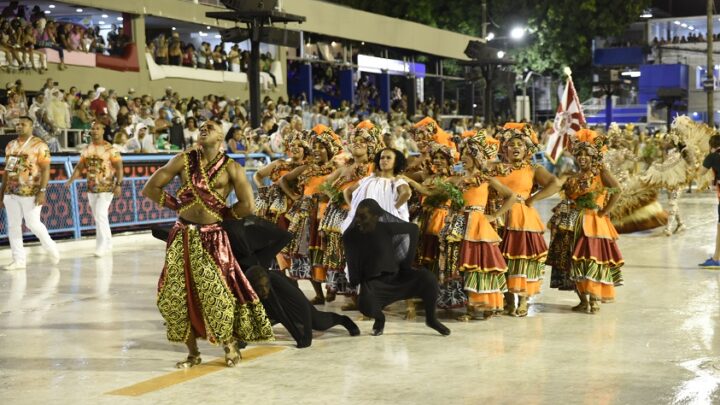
left=1, top=192, right=719, bottom=405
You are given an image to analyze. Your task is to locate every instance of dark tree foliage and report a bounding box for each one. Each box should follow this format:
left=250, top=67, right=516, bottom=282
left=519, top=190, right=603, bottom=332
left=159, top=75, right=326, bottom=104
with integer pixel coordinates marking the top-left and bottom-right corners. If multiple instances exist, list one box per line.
left=329, top=0, right=651, bottom=98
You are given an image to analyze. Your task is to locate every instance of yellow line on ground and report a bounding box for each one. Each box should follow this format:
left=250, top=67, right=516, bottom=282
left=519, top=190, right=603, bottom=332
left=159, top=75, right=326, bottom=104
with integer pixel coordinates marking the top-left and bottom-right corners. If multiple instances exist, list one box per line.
left=106, top=346, right=286, bottom=397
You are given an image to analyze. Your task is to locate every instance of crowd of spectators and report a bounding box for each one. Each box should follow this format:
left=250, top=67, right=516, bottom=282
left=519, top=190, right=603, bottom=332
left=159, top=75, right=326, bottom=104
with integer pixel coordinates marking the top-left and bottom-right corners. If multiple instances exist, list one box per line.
left=652, top=31, right=720, bottom=46
left=0, top=1, right=131, bottom=72
left=147, top=33, right=275, bottom=78
left=1, top=75, right=556, bottom=174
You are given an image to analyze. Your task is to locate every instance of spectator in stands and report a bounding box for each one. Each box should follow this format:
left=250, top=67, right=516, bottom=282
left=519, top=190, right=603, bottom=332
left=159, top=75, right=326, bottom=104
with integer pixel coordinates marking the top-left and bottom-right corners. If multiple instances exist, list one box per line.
left=68, top=24, right=83, bottom=51
left=20, top=24, right=45, bottom=72
left=261, top=52, right=276, bottom=87
left=212, top=44, right=227, bottom=71
left=112, top=27, right=129, bottom=57
left=0, top=20, right=23, bottom=68
left=107, top=90, right=120, bottom=124
left=125, top=123, right=156, bottom=153
left=155, top=34, right=168, bottom=65
left=226, top=127, right=247, bottom=154
left=182, top=43, right=195, bottom=67
left=37, top=21, right=66, bottom=69
left=5, top=90, right=26, bottom=124
left=240, top=50, right=249, bottom=72
left=47, top=88, right=70, bottom=133
left=113, top=130, right=129, bottom=153
left=168, top=32, right=182, bottom=65
left=136, top=107, right=155, bottom=130
left=154, top=108, right=171, bottom=143
left=71, top=99, right=93, bottom=130
left=228, top=44, right=240, bottom=72
left=90, top=87, right=109, bottom=118
left=198, top=42, right=212, bottom=69
left=183, top=116, right=200, bottom=148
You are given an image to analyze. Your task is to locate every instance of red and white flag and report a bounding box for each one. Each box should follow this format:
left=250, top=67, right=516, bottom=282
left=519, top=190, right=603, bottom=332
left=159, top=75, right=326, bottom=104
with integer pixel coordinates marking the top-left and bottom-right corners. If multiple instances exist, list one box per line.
left=545, top=74, right=585, bottom=163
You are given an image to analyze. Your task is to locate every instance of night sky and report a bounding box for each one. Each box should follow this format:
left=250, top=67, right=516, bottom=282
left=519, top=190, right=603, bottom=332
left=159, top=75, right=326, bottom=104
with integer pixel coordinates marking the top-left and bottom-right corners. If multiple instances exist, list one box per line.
left=652, top=0, right=718, bottom=17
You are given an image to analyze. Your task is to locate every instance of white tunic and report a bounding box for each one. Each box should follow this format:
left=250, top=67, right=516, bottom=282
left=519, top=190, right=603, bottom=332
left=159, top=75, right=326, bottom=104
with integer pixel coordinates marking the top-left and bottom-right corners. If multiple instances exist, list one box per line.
left=341, top=174, right=409, bottom=232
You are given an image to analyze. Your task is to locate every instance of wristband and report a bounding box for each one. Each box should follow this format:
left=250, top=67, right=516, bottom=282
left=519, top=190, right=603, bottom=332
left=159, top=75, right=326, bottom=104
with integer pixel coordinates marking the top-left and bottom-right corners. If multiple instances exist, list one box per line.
left=159, top=191, right=180, bottom=211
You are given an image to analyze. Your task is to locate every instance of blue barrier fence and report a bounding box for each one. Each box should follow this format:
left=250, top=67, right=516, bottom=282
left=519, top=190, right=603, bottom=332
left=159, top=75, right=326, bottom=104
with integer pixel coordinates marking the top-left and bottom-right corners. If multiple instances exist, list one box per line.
left=0, top=153, right=272, bottom=242
left=0, top=151, right=553, bottom=242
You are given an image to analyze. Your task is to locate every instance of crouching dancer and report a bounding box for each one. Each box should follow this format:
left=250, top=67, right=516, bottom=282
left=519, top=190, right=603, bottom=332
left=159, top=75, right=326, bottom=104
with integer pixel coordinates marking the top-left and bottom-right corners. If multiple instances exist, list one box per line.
left=246, top=266, right=360, bottom=348
left=142, top=119, right=273, bottom=368
left=343, top=199, right=450, bottom=337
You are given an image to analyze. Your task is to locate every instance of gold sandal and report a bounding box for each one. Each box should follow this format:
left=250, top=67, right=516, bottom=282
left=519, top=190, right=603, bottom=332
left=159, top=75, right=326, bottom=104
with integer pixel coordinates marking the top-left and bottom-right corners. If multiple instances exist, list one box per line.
left=456, top=314, right=472, bottom=322
left=588, top=299, right=600, bottom=315
left=176, top=354, right=202, bottom=369
left=224, top=344, right=242, bottom=367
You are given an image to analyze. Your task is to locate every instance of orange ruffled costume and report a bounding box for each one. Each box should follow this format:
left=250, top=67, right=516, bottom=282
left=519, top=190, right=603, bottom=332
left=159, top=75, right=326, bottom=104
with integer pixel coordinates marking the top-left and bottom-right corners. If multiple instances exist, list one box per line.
left=495, top=164, right=547, bottom=297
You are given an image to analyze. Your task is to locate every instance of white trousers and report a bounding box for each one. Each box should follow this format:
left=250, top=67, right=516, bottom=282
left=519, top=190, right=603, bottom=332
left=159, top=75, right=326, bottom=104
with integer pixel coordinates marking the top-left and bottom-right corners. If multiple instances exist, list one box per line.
left=3, top=194, right=58, bottom=263
left=88, top=192, right=114, bottom=252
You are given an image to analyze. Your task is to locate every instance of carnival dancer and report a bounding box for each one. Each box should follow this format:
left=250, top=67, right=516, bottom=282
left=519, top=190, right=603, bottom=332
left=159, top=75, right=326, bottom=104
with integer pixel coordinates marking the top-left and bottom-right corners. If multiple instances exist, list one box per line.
left=245, top=266, right=360, bottom=348
left=142, top=119, right=273, bottom=368
left=605, top=123, right=668, bottom=234
left=342, top=148, right=413, bottom=314
left=280, top=125, right=342, bottom=304
left=319, top=121, right=383, bottom=304
left=493, top=123, right=561, bottom=317
left=547, top=129, right=623, bottom=313
left=443, top=131, right=516, bottom=320
left=641, top=119, right=698, bottom=236
left=65, top=121, right=124, bottom=257
left=0, top=115, right=60, bottom=269
left=403, top=143, right=466, bottom=310
left=253, top=129, right=309, bottom=227
left=343, top=198, right=451, bottom=337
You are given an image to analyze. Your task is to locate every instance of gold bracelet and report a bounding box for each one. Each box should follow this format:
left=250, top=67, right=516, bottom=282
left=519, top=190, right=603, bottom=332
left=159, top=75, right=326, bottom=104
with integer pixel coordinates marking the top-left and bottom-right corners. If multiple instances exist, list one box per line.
left=158, top=191, right=166, bottom=207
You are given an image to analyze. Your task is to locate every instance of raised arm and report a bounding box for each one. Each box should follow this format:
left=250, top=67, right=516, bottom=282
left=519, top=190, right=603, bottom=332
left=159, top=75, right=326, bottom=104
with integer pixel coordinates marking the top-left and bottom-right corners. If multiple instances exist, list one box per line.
left=252, top=159, right=279, bottom=188
left=227, top=160, right=256, bottom=219
left=401, top=175, right=434, bottom=196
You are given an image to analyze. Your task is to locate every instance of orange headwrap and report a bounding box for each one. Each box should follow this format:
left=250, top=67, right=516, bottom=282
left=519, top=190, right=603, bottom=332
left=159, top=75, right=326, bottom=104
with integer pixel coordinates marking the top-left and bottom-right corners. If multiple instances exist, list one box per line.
left=311, top=124, right=342, bottom=157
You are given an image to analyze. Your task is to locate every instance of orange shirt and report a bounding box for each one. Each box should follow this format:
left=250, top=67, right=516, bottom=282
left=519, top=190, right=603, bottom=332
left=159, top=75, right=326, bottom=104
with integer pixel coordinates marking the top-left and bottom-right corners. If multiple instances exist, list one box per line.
left=79, top=141, right=122, bottom=193
left=4, top=136, right=51, bottom=197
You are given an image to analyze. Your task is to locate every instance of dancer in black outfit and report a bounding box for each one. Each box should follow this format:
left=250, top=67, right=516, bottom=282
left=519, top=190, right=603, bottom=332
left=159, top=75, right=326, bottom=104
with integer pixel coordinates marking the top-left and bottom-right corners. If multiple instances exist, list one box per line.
left=342, top=199, right=451, bottom=336
left=246, top=266, right=360, bottom=348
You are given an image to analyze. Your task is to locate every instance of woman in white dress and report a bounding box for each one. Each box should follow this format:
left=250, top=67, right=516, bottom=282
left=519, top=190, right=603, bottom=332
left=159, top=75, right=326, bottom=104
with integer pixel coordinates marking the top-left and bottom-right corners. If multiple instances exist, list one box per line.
left=342, top=148, right=412, bottom=231
left=341, top=148, right=417, bottom=318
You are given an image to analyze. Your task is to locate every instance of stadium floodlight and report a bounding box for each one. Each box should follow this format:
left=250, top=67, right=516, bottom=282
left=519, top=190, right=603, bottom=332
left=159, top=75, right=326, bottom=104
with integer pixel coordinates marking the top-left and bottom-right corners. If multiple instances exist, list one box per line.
left=510, top=27, right=525, bottom=40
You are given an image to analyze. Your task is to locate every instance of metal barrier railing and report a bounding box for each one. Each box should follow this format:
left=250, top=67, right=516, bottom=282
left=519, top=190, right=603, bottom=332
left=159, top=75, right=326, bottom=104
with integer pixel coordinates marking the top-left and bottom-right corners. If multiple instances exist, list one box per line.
left=0, top=152, right=276, bottom=241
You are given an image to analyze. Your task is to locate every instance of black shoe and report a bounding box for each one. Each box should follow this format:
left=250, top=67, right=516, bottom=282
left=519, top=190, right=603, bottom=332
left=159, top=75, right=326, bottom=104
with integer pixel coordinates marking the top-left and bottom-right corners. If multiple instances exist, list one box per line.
left=426, top=320, right=451, bottom=336
left=370, top=328, right=384, bottom=336
left=342, top=316, right=361, bottom=336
